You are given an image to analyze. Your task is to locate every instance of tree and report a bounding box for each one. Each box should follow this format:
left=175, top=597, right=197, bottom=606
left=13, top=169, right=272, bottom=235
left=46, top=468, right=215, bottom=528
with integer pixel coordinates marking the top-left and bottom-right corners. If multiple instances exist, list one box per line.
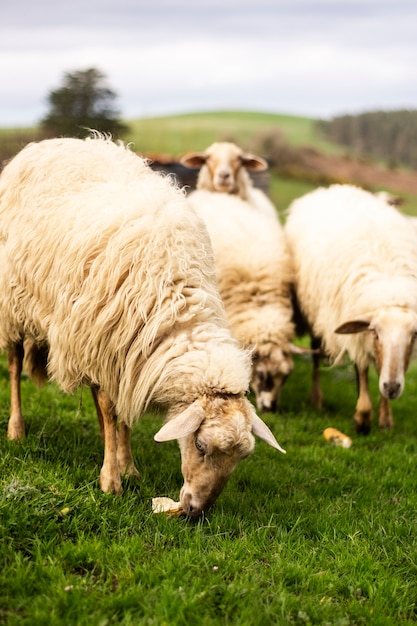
left=41, top=68, right=129, bottom=139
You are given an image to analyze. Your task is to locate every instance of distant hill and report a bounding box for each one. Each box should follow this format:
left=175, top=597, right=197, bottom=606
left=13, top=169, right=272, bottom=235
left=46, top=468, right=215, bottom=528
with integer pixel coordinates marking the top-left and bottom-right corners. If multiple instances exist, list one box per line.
left=126, top=110, right=342, bottom=156
left=1, top=110, right=417, bottom=213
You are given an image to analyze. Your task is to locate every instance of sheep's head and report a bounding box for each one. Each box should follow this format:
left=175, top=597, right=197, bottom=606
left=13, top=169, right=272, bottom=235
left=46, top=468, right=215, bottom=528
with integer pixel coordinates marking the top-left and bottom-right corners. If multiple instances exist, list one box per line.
left=180, top=142, right=268, bottom=198
left=154, top=394, right=285, bottom=518
left=335, top=307, right=417, bottom=400
left=251, top=342, right=294, bottom=413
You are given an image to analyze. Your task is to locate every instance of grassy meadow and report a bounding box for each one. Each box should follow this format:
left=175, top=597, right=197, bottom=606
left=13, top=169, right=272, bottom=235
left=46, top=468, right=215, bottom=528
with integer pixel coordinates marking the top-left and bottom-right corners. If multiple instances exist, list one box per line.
left=1, top=353, right=417, bottom=625
left=1, top=111, right=417, bottom=624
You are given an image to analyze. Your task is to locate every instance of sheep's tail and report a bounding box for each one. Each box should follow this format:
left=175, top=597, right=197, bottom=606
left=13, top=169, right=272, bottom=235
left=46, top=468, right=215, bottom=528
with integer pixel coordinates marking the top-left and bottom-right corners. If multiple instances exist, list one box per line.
left=23, top=340, right=49, bottom=387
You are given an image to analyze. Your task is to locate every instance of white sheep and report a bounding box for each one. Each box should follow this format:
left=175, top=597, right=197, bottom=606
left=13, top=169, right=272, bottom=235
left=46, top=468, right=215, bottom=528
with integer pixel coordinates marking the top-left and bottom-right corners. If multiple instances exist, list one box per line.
left=180, top=141, right=277, bottom=218
left=185, top=187, right=297, bottom=413
left=0, top=135, right=285, bottom=518
left=284, top=183, right=417, bottom=434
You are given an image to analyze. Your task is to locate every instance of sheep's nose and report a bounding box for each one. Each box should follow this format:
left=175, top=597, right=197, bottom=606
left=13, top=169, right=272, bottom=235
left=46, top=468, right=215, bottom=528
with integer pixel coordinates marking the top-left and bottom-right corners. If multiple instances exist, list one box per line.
left=383, top=381, right=401, bottom=399
left=181, top=491, right=204, bottom=518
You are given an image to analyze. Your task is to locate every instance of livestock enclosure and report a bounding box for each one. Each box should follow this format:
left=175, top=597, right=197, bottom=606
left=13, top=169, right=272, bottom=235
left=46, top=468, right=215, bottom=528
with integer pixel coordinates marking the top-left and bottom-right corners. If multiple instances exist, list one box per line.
left=1, top=350, right=417, bottom=624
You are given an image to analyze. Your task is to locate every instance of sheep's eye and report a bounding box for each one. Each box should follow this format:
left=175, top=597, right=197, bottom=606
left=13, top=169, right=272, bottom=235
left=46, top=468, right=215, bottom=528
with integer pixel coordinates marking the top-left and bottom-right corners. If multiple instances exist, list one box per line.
left=195, top=438, right=207, bottom=454
left=370, top=327, right=379, bottom=340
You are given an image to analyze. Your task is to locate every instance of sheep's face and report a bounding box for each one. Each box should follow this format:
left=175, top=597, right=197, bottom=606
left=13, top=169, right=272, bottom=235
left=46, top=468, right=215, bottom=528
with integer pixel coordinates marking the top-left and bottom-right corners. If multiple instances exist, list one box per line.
left=335, top=307, right=417, bottom=400
left=180, top=142, right=268, bottom=196
left=251, top=343, right=294, bottom=413
left=177, top=395, right=255, bottom=517
left=154, top=394, right=285, bottom=518
left=206, top=144, right=246, bottom=194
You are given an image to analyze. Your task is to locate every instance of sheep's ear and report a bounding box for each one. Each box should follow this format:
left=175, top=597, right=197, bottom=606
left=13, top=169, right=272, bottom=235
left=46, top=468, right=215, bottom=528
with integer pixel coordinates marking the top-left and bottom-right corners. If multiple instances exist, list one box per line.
left=154, top=400, right=206, bottom=442
left=180, top=153, right=207, bottom=169
left=335, top=320, right=371, bottom=334
left=251, top=411, right=286, bottom=454
left=241, top=153, right=268, bottom=171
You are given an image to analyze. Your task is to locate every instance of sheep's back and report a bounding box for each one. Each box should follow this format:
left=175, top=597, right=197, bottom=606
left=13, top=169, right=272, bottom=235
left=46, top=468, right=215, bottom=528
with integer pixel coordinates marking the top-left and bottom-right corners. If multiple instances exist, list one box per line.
left=0, top=137, right=226, bottom=412
left=187, top=190, right=294, bottom=344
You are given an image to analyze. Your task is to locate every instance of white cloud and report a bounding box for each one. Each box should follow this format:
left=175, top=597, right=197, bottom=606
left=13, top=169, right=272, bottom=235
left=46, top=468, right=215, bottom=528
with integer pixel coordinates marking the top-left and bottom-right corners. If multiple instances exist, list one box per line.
left=1, top=1, right=417, bottom=125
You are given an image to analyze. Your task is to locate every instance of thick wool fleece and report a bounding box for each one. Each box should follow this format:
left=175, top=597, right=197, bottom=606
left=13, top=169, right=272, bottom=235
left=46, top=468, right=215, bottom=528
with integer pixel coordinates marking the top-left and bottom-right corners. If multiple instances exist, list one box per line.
left=0, top=136, right=252, bottom=424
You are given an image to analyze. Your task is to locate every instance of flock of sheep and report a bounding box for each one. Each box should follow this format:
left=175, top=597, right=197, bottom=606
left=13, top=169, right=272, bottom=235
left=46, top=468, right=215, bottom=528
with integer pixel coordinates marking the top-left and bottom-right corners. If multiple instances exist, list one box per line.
left=0, top=133, right=416, bottom=518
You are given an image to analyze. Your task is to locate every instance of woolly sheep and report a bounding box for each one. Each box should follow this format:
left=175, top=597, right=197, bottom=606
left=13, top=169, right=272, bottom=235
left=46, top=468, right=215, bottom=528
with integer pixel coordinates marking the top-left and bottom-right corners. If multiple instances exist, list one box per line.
left=180, top=141, right=277, bottom=218
left=0, top=135, right=285, bottom=518
left=285, top=184, right=417, bottom=434
left=185, top=187, right=297, bottom=413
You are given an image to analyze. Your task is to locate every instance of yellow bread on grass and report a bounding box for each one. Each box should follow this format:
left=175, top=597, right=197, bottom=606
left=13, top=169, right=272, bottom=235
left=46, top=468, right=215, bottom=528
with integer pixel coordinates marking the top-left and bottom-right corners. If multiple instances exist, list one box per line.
left=152, top=496, right=184, bottom=517
left=323, top=427, right=352, bottom=448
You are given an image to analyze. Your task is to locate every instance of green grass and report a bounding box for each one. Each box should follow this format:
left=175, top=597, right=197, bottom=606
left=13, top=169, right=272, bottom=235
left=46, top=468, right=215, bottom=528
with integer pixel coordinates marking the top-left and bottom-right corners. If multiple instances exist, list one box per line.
left=1, top=352, right=417, bottom=625
left=125, top=110, right=342, bottom=156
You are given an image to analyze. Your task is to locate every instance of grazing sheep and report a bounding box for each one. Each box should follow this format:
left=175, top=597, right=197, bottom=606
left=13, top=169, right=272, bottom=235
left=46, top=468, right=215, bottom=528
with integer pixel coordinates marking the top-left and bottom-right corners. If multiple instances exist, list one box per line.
left=185, top=187, right=297, bottom=413
left=180, top=141, right=277, bottom=218
left=285, top=184, right=417, bottom=434
left=0, top=135, right=285, bottom=518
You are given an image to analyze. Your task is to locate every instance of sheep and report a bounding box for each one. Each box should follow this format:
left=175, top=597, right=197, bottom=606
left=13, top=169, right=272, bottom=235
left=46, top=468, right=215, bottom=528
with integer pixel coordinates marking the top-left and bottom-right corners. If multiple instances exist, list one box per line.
left=284, top=183, right=417, bottom=434
left=184, top=186, right=297, bottom=413
left=0, top=135, right=286, bottom=518
left=180, top=141, right=277, bottom=218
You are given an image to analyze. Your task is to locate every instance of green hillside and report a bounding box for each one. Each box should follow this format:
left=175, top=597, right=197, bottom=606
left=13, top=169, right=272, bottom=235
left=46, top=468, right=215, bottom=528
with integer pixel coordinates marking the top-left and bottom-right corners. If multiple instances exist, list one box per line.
left=2, top=110, right=417, bottom=214
left=126, top=110, right=341, bottom=156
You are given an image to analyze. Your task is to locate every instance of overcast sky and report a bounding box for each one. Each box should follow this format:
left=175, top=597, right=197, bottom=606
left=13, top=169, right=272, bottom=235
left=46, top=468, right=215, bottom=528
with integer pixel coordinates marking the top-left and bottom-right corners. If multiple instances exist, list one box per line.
left=1, top=0, right=417, bottom=127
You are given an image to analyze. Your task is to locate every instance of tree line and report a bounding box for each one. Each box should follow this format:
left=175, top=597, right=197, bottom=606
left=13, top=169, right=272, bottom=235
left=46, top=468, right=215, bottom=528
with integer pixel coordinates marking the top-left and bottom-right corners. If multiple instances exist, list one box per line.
left=316, top=110, right=417, bottom=169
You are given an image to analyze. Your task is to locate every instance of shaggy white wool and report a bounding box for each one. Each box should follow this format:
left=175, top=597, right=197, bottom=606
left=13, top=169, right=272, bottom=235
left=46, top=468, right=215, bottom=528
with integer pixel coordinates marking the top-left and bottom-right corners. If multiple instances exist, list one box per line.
left=0, top=136, right=252, bottom=424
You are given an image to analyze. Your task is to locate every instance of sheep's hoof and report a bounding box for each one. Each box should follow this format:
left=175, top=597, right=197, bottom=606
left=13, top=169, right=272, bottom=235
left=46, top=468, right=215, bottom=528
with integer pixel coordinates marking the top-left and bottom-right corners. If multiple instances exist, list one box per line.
left=309, top=392, right=323, bottom=410
left=120, top=463, right=140, bottom=480
left=378, top=419, right=394, bottom=430
left=7, top=424, right=25, bottom=440
left=99, top=471, right=123, bottom=495
left=354, top=418, right=371, bottom=436
left=378, top=413, right=394, bottom=429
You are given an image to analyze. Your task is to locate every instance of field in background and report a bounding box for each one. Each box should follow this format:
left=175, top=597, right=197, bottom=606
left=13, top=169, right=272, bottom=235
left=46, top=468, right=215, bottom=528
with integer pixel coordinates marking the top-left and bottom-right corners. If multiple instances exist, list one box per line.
left=126, top=110, right=343, bottom=155
left=2, top=110, right=417, bottom=213
left=127, top=111, right=417, bottom=214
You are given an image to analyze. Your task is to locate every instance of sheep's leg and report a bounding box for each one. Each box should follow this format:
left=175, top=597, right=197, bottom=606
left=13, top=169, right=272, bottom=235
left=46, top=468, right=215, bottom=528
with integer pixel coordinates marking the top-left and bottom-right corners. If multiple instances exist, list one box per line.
left=7, top=341, right=25, bottom=440
left=117, top=422, right=140, bottom=479
left=354, top=365, right=373, bottom=435
left=90, top=385, right=105, bottom=442
left=378, top=396, right=394, bottom=429
left=95, top=388, right=123, bottom=495
left=309, top=336, right=323, bottom=409
left=90, top=386, right=139, bottom=479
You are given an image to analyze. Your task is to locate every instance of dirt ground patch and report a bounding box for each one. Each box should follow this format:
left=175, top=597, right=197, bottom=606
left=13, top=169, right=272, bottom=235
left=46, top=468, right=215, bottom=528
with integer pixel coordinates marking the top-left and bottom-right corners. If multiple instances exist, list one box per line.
left=280, top=148, right=417, bottom=195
